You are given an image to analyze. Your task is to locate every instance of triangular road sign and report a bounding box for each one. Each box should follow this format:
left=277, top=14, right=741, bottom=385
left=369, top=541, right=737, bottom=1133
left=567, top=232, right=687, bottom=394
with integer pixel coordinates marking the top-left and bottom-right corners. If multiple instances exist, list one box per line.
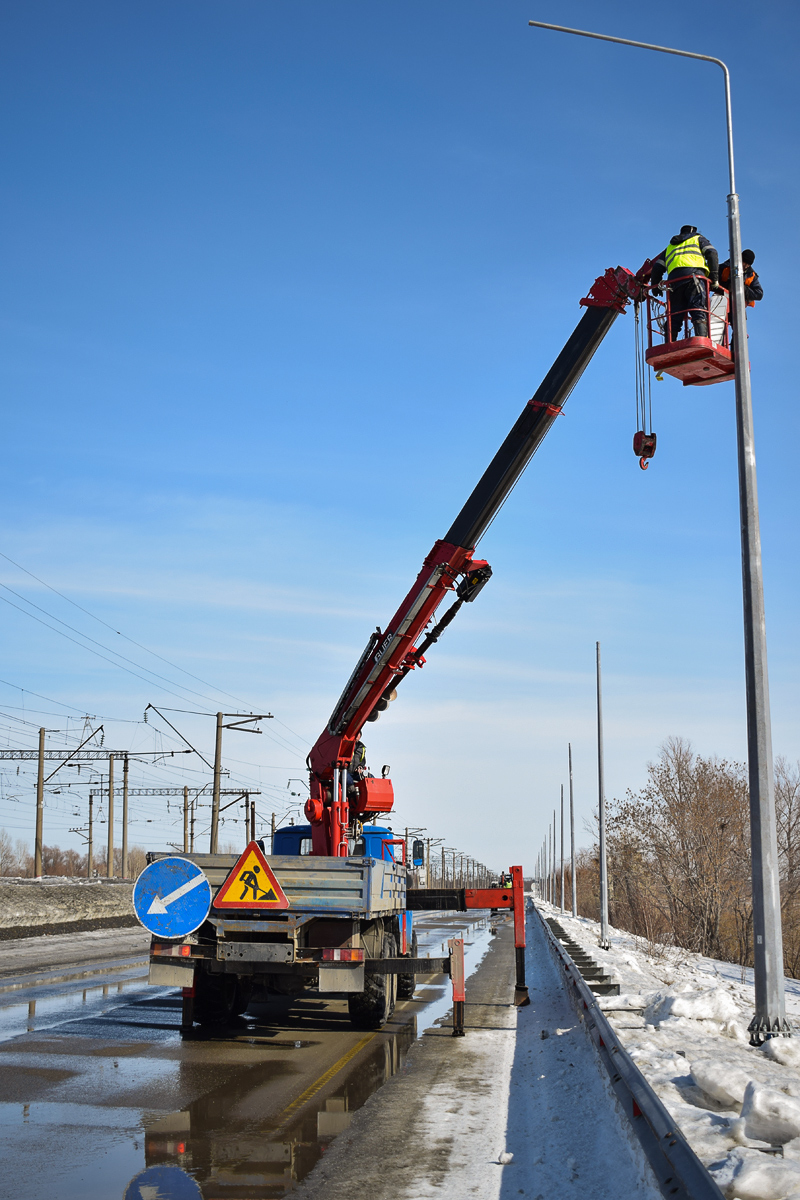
left=213, top=841, right=289, bottom=910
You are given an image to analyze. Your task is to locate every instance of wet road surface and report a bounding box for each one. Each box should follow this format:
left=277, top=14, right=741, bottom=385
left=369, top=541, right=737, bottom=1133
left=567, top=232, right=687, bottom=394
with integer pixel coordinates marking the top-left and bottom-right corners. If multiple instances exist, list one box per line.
left=0, top=912, right=493, bottom=1199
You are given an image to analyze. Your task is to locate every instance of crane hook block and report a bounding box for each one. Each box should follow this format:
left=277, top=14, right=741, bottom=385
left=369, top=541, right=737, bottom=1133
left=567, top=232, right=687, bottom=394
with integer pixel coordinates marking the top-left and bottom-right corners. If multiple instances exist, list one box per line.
left=633, top=430, right=656, bottom=470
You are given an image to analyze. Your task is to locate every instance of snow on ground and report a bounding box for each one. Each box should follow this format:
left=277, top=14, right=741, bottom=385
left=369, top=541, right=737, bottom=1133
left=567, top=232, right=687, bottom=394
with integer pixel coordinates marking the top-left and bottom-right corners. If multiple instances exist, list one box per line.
left=536, top=900, right=800, bottom=1200
left=372, top=914, right=662, bottom=1200
left=500, top=913, right=662, bottom=1199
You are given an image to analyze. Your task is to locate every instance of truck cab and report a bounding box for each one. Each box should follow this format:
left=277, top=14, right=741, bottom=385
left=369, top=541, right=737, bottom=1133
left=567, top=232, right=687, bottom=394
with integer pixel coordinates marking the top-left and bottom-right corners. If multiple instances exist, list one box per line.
left=270, top=824, right=397, bottom=861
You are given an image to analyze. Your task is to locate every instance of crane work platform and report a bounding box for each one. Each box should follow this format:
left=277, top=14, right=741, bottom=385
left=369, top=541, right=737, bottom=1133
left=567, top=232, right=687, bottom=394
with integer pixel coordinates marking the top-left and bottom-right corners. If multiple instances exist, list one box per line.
left=644, top=277, right=736, bottom=386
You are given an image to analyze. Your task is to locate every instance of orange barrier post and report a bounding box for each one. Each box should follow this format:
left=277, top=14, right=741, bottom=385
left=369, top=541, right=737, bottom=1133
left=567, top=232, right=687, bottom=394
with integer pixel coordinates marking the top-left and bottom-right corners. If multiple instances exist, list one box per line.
left=511, top=865, right=530, bottom=1006
left=448, top=936, right=466, bottom=1036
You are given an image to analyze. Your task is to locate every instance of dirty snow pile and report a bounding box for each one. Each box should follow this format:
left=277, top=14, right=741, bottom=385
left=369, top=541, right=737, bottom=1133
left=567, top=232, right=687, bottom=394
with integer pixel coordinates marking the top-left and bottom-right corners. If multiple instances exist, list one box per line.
left=537, top=901, right=800, bottom=1200
left=0, top=879, right=135, bottom=938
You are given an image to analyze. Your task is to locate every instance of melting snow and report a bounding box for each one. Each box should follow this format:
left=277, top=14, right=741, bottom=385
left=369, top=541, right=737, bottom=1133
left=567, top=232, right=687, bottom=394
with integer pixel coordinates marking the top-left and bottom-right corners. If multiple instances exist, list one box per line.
left=537, top=900, right=800, bottom=1199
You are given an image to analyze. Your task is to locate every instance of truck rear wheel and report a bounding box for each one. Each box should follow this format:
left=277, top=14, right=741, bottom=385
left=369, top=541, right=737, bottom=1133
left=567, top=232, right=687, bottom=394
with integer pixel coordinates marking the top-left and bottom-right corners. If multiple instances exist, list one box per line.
left=348, top=930, right=397, bottom=1030
left=397, top=931, right=418, bottom=999
left=194, top=969, right=252, bottom=1026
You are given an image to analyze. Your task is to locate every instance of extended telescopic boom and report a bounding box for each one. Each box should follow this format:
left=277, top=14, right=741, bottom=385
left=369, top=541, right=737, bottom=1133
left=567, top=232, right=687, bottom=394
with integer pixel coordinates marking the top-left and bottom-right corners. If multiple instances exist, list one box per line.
left=305, top=263, right=649, bottom=856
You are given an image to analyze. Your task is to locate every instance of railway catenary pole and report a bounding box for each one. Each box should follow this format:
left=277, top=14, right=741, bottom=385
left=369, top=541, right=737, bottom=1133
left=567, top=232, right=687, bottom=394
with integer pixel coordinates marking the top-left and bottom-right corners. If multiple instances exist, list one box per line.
left=210, top=713, right=223, bottom=853
left=34, top=727, right=45, bottom=877
left=553, top=808, right=557, bottom=907
left=569, top=742, right=577, bottom=917
left=529, top=7, right=787, bottom=1047
left=184, top=786, right=189, bottom=854
left=107, top=755, right=115, bottom=879
left=87, top=792, right=93, bottom=878
left=596, top=643, right=610, bottom=949
left=121, top=755, right=129, bottom=879
left=560, top=784, right=565, bottom=913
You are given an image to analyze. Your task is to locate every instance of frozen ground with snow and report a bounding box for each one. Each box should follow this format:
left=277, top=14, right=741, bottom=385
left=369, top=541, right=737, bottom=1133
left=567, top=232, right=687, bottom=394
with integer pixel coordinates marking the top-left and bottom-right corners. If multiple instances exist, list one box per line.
left=407, top=912, right=662, bottom=1199
left=536, top=900, right=800, bottom=1200
left=499, top=913, right=661, bottom=1199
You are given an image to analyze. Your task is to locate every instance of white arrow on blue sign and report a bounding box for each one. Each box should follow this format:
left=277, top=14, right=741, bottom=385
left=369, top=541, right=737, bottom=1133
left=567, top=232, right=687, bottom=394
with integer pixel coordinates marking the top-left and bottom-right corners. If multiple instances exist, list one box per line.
left=125, top=1165, right=202, bottom=1200
left=133, top=857, right=212, bottom=939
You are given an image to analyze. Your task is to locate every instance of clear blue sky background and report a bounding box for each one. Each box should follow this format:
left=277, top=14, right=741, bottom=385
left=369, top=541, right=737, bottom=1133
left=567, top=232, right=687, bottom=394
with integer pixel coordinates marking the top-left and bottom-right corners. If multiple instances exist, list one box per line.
left=0, top=0, right=797, bottom=871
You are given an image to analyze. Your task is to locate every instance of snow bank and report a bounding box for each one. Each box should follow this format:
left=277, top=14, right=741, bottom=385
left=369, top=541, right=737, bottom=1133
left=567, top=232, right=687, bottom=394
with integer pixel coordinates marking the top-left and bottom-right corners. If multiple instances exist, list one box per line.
left=691, top=1059, right=751, bottom=1107
left=740, top=1082, right=800, bottom=1145
left=537, top=900, right=800, bottom=1200
left=646, top=983, right=741, bottom=1026
left=709, top=1148, right=800, bottom=1200
left=0, top=879, right=135, bottom=938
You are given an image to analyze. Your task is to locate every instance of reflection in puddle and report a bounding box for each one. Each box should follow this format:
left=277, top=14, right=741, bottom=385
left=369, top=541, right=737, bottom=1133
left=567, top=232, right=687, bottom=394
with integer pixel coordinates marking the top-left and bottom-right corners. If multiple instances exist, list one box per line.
left=145, top=1018, right=416, bottom=1196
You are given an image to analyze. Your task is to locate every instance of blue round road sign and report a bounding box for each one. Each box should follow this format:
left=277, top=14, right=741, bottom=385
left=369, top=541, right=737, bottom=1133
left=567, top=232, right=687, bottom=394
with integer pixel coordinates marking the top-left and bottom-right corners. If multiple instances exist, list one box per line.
left=125, top=1165, right=202, bottom=1200
left=133, top=857, right=212, bottom=939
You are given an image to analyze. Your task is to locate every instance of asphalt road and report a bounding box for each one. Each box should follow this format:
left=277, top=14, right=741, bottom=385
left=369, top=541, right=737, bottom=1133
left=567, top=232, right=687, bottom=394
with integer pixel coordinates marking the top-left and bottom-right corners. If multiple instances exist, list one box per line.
left=0, top=911, right=493, bottom=1199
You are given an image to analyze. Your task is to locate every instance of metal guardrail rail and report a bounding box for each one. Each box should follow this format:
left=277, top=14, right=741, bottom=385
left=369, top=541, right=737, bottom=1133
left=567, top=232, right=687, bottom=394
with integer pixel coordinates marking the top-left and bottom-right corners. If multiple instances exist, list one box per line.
left=534, top=903, right=725, bottom=1200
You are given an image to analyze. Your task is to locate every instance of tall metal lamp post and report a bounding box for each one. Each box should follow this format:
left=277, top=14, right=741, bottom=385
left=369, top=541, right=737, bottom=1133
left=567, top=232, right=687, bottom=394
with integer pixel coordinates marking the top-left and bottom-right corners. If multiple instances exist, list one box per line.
left=528, top=19, right=786, bottom=1041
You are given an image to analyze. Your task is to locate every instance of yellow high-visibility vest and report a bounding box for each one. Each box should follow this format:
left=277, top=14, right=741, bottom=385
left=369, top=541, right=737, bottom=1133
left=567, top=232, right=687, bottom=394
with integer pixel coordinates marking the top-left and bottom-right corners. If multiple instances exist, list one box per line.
left=665, top=235, right=707, bottom=275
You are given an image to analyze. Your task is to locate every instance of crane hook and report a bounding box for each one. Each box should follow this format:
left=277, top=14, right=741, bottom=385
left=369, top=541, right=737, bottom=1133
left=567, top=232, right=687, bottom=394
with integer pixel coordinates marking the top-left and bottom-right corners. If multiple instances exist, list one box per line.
left=639, top=457, right=649, bottom=471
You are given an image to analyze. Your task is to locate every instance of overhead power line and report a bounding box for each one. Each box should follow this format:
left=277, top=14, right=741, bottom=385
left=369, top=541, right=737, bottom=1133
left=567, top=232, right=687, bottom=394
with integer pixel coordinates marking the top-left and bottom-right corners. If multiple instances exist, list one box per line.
left=0, top=548, right=252, bottom=708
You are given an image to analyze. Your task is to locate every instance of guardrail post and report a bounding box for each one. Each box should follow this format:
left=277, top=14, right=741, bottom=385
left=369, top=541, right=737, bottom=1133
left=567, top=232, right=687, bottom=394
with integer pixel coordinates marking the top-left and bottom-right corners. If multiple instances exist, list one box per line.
left=511, top=864, right=530, bottom=1006
left=448, top=937, right=465, bottom=1036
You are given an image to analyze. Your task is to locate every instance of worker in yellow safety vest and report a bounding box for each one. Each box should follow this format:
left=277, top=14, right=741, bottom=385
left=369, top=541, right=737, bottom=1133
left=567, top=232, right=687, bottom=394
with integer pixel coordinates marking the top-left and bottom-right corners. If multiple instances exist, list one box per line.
left=650, top=224, right=721, bottom=341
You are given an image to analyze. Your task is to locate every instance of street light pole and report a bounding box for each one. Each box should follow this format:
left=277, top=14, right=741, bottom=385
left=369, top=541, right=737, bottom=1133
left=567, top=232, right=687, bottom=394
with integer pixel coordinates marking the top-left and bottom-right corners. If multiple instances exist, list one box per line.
left=569, top=742, right=577, bottom=918
left=596, top=642, right=610, bottom=950
left=529, top=17, right=786, bottom=1040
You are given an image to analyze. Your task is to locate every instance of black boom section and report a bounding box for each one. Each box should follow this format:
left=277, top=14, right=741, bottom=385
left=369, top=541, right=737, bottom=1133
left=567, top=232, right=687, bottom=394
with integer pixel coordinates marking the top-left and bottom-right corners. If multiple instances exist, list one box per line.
left=445, top=304, right=618, bottom=551
left=406, top=888, right=467, bottom=911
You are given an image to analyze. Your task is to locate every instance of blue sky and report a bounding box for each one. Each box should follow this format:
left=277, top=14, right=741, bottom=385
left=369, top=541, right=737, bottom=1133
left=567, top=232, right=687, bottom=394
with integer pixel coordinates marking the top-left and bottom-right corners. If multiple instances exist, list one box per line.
left=0, top=1, right=798, bottom=871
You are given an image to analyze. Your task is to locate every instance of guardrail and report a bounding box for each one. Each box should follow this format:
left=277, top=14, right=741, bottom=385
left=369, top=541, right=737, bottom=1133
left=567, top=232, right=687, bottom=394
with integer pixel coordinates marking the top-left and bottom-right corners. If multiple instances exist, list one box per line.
left=534, top=903, right=725, bottom=1200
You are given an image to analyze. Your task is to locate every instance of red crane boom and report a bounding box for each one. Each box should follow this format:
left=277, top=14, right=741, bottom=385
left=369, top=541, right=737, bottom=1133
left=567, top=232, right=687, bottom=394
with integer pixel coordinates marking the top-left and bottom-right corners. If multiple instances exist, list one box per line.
left=305, top=263, right=650, bottom=856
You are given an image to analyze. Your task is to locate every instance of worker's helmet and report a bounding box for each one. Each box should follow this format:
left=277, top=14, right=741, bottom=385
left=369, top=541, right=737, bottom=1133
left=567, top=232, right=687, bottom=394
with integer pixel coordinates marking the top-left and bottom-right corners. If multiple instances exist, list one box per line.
left=679, top=224, right=698, bottom=237
left=742, top=249, right=756, bottom=265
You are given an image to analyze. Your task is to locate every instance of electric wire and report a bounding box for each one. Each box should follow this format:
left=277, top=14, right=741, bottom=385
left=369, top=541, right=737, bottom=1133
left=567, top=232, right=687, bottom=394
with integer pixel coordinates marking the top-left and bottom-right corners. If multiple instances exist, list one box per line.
left=0, top=549, right=255, bottom=708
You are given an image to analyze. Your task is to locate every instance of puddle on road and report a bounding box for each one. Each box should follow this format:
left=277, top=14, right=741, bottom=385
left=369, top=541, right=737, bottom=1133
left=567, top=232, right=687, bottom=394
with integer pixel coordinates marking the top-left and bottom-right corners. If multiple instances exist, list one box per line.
left=0, top=975, right=151, bottom=1043
left=0, top=911, right=497, bottom=1197
left=143, top=1017, right=418, bottom=1197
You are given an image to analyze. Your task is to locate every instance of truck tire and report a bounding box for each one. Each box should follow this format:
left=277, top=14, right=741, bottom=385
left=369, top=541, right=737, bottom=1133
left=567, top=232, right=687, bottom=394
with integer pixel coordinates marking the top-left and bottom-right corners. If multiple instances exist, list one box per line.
left=193, top=969, right=252, bottom=1026
left=397, top=931, right=418, bottom=999
left=348, top=930, right=397, bottom=1030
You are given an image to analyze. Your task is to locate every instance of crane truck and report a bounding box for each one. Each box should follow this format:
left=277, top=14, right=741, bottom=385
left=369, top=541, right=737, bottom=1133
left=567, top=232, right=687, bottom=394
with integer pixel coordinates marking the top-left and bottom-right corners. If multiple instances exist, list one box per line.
left=138, top=260, right=658, bottom=1030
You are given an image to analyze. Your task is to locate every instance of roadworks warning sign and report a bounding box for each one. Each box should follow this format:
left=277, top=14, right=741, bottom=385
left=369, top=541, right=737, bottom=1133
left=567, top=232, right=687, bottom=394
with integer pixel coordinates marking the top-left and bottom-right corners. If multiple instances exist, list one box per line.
left=213, top=841, right=289, bottom=909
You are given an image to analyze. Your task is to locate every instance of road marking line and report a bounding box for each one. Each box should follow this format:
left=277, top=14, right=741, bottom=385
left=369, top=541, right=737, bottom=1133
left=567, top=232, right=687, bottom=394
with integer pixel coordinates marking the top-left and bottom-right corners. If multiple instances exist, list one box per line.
left=274, top=1033, right=375, bottom=1125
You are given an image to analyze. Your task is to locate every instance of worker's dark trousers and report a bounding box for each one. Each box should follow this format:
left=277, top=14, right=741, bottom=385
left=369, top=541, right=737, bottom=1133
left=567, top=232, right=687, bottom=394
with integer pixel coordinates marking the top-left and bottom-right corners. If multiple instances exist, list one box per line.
left=669, top=276, right=709, bottom=339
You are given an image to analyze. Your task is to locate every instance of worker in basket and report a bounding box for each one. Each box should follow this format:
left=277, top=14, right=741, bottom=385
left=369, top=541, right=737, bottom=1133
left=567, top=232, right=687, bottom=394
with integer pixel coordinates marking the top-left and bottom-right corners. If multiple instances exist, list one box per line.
left=650, top=224, right=722, bottom=340
left=719, top=249, right=763, bottom=309
left=346, top=738, right=369, bottom=801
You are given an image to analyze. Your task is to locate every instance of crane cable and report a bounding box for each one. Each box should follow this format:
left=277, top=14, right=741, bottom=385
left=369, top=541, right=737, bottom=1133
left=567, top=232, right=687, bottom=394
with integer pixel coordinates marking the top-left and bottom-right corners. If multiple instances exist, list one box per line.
left=633, top=302, right=656, bottom=470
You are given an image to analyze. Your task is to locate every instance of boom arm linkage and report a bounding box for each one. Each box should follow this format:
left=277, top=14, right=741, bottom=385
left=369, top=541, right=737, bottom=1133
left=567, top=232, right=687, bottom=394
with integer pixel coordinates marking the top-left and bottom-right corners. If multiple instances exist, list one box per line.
left=306, top=263, right=649, bottom=855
